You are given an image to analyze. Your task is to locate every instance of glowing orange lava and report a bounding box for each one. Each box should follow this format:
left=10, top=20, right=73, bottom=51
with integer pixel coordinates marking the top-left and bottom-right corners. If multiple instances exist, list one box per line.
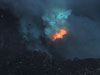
left=52, top=29, right=68, bottom=41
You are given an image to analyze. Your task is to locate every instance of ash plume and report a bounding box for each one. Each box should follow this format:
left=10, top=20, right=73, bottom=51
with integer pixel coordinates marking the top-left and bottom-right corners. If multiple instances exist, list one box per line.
left=1, top=0, right=100, bottom=59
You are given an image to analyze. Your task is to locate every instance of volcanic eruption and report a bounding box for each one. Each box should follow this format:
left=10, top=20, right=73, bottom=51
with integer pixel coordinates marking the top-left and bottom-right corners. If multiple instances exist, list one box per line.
left=52, top=29, right=68, bottom=41
left=42, top=8, right=71, bottom=42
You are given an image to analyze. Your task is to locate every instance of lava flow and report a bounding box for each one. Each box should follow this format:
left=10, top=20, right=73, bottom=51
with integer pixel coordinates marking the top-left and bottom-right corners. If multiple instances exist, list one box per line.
left=52, top=29, right=68, bottom=41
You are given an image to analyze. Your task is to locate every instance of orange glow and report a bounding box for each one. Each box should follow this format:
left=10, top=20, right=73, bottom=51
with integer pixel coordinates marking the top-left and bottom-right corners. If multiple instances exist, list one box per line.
left=52, top=29, right=68, bottom=41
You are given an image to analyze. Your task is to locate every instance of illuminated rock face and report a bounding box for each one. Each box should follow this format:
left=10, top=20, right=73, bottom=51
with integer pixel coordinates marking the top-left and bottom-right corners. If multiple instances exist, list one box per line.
left=42, top=8, right=72, bottom=40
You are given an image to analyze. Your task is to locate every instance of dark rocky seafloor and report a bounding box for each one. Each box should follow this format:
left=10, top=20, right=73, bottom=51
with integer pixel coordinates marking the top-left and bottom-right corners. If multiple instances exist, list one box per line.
left=0, top=8, right=100, bottom=75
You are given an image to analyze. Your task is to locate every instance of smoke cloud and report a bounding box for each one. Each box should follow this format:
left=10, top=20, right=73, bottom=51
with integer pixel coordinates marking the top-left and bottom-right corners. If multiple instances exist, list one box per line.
left=42, top=8, right=71, bottom=39
left=1, top=0, right=100, bottom=59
